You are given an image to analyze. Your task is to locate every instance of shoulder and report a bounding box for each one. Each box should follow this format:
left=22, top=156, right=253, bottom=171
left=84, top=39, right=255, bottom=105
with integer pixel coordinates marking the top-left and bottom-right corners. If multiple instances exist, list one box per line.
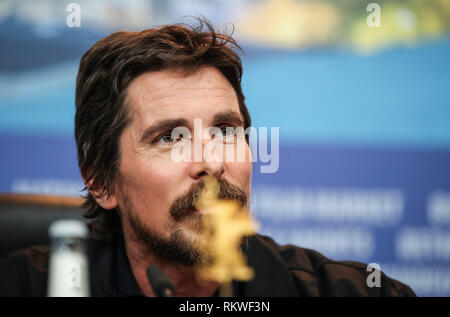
left=253, top=234, right=416, bottom=297
left=0, top=246, right=50, bottom=296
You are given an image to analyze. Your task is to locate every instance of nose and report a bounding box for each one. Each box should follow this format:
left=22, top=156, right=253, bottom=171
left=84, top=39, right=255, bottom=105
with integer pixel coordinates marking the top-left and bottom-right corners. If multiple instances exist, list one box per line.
left=189, top=160, right=225, bottom=180
left=188, top=133, right=225, bottom=180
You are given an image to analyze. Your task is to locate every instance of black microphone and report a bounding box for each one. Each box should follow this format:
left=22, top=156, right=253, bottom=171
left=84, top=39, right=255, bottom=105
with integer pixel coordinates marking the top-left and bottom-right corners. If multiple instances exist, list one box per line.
left=146, top=264, right=174, bottom=297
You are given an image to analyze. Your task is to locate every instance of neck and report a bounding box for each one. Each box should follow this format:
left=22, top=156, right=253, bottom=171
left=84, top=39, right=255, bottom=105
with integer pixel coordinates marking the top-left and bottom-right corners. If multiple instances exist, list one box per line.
left=122, top=233, right=219, bottom=297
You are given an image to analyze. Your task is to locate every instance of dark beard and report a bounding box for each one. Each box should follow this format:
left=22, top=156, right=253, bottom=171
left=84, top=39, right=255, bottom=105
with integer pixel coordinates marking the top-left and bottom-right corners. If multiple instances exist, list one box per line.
left=125, top=178, right=249, bottom=267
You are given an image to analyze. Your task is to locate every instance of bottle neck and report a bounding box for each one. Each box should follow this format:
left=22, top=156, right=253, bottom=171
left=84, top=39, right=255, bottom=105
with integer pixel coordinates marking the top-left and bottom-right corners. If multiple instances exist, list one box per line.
left=51, top=236, right=87, bottom=253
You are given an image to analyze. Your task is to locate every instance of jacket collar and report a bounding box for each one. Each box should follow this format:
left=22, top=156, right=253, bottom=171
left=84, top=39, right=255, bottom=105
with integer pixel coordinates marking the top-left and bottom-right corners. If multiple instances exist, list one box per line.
left=235, top=235, right=301, bottom=296
left=87, top=237, right=116, bottom=297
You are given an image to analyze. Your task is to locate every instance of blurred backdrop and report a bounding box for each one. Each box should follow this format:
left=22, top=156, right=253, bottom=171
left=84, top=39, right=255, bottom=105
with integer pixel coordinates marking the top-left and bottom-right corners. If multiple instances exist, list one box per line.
left=0, top=0, right=449, bottom=296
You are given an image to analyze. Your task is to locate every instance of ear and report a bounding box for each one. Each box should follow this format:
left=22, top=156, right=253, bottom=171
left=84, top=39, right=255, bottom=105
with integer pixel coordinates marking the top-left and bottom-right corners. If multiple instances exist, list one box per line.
left=83, top=176, right=118, bottom=210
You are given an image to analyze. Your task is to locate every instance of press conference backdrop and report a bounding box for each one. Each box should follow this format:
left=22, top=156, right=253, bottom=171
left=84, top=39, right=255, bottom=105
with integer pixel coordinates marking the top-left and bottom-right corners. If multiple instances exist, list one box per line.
left=1, top=0, right=449, bottom=296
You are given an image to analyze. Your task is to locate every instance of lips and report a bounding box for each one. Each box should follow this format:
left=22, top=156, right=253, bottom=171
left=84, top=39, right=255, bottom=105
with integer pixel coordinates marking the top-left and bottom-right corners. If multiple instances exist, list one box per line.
left=190, top=206, right=209, bottom=215
left=190, top=207, right=200, bottom=213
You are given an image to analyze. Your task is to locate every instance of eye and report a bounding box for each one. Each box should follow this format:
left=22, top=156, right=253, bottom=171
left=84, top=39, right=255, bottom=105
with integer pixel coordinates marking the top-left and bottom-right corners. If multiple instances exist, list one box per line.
left=218, top=126, right=237, bottom=137
left=155, top=133, right=181, bottom=144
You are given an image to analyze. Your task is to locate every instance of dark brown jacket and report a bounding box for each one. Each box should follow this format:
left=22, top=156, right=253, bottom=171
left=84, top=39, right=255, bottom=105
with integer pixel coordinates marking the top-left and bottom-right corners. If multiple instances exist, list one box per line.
left=0, top=234, right=416, bottom=297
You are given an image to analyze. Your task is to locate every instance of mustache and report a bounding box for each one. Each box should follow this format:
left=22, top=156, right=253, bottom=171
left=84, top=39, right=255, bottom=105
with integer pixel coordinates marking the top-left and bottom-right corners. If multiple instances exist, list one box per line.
left=170, top=178, right=248, bottom=221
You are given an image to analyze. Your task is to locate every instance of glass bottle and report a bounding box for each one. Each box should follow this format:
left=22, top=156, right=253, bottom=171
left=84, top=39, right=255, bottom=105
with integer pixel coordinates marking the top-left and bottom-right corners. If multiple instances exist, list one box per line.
left=47, top=219, right=90, bottom=297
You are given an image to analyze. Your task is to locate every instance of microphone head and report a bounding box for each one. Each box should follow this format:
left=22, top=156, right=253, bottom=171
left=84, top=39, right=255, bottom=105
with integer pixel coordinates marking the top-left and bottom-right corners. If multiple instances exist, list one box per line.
left=146, top=265, right=174, bottom=297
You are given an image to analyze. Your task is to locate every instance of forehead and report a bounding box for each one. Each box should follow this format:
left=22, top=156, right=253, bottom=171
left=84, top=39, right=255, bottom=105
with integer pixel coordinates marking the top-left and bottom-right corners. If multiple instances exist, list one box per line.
left=125, top=67, right=240, bottom=125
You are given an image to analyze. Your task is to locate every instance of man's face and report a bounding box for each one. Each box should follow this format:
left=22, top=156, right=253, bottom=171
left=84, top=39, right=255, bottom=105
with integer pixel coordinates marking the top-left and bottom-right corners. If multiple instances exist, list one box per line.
left=109, top=66, right=252, bottom=265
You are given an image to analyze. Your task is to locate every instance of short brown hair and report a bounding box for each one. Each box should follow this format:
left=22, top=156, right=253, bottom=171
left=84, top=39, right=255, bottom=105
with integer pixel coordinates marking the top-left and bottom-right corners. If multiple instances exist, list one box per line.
left=74, top=18, right=250, bottom=240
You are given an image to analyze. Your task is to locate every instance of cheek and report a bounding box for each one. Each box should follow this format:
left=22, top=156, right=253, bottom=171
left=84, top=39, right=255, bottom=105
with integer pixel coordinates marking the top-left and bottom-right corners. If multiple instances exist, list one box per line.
left=118, top=162, right=188, bottom=238
left=125, top=163, right=183, bottom=206
left=119, top=153, right=186, bottom=217
left=226, top=160, right=252, bottom=194
left=120, top=143, right=182, bottom=188
left=232, top=145, right=252, bottom=188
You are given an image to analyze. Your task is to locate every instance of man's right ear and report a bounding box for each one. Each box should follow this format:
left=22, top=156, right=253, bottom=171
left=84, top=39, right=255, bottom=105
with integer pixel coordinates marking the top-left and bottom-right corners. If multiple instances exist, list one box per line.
left=83, top=176, right=118, bottom=210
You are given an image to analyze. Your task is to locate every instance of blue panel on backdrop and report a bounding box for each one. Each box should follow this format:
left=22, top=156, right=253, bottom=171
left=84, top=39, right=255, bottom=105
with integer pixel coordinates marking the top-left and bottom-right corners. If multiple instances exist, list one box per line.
left=0, top=135, right=83, bottom=195
left=251, top=143, right=450, bottom=296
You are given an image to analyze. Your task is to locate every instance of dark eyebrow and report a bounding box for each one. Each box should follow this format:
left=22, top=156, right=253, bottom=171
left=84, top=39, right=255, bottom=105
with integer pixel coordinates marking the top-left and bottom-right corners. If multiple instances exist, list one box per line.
left=213, top=111, right=244, bottom=127
left=140, top=118, right=189, bottom=143
left=140, top=111, right=244, bottom=144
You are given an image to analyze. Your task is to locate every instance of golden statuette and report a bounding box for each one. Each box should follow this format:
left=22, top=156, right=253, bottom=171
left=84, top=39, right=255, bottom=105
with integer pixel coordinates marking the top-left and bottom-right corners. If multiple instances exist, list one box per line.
left=195, top=176, right=259, bottom=296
